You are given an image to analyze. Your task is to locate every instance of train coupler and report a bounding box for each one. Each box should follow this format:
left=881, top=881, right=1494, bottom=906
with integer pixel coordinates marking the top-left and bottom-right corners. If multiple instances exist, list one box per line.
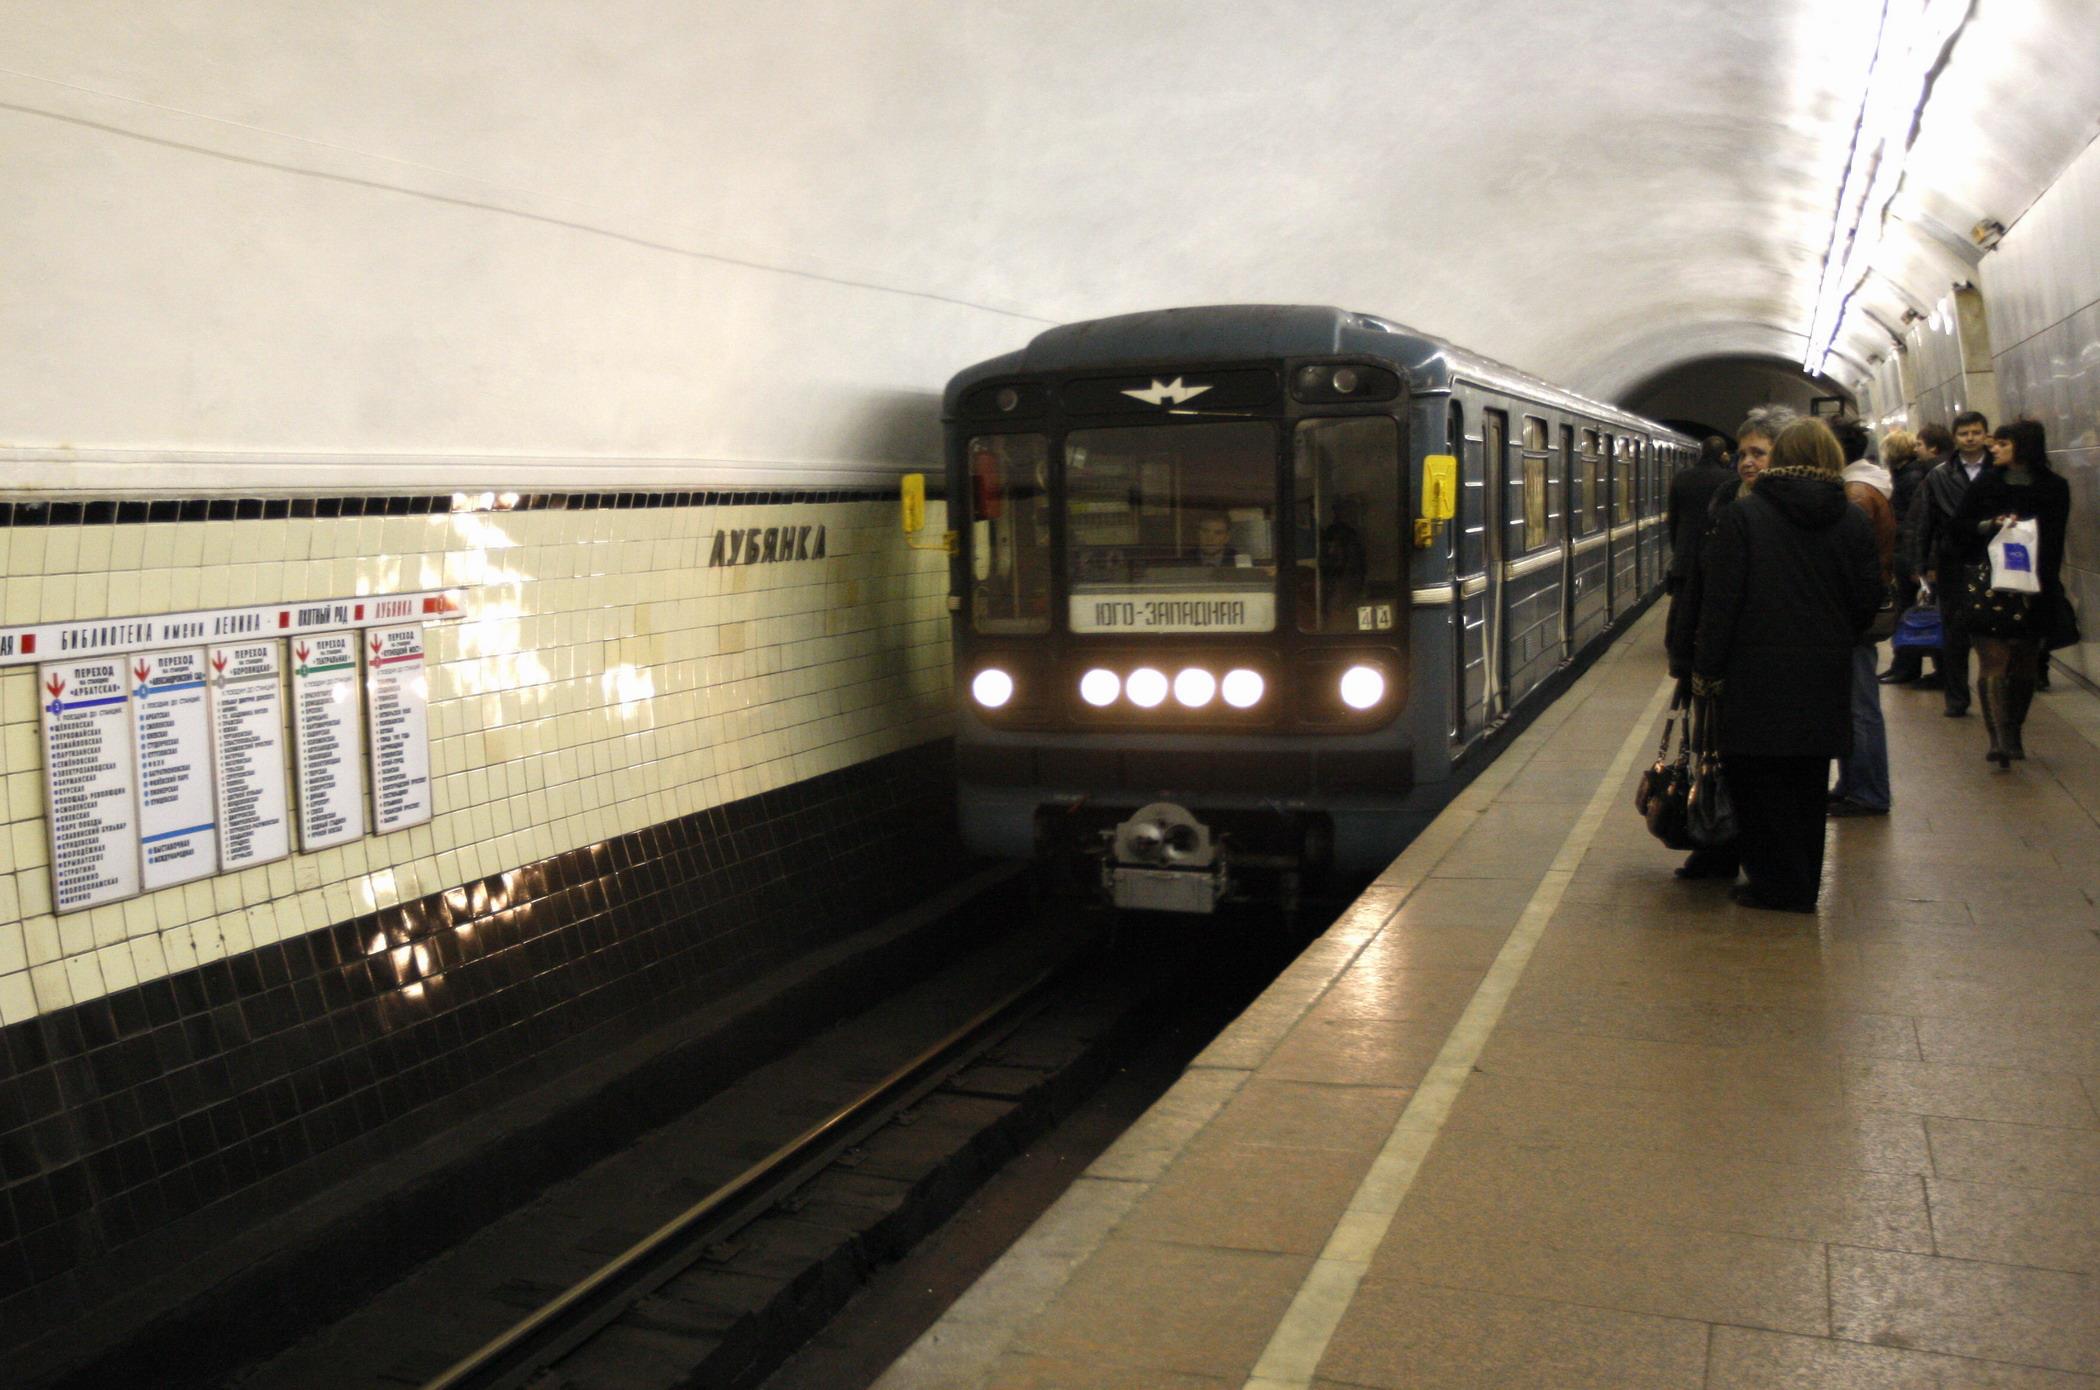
left=1101, top=802, right=1228, bottom=914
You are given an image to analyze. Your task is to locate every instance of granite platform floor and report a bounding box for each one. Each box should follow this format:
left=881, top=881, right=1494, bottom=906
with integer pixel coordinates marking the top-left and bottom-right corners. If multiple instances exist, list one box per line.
left=874, top=609, right=2100, bottom=1390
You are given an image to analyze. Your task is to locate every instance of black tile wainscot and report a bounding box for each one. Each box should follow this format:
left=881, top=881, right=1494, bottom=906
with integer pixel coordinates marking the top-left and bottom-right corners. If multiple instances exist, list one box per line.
left=0, top=740, right=973, bottom=1380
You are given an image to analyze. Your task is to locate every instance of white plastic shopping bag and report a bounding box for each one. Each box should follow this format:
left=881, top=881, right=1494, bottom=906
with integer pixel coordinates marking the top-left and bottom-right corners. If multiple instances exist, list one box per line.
left=1989, top=518, right=2042, bottom=594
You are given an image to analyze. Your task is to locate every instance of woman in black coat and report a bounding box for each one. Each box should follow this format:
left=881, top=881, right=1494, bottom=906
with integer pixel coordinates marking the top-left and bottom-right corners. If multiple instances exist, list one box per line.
left=1952, top=419, right=2073, bottom=765
left=1693, top=419, right=1882, bottom=912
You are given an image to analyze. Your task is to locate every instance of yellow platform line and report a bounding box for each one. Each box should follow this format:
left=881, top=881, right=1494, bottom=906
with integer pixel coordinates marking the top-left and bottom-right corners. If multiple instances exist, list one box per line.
left=1244, top=670, right=1677, bottom=1390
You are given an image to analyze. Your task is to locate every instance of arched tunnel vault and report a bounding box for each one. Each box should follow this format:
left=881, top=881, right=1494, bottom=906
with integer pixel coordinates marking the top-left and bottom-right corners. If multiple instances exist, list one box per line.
left=1, top=2, right=2098, bottom=486
left=1621, top=355, right=1855, bottom=445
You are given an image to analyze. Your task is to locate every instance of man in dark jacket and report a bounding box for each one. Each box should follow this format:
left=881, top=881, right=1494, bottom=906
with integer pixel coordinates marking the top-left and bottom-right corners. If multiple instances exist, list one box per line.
left=1693, top=419, right=1882, bottom=912
left=1912, top=411, right=1992, bottom=714
left=1665, top=437, right=1735, bottom=593
left=1881, top=422, right=1950, bottom=685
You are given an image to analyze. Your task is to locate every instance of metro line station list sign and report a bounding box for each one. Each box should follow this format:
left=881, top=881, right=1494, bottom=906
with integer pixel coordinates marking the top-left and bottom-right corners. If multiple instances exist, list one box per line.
left=20, top=590, right=463, bottom=913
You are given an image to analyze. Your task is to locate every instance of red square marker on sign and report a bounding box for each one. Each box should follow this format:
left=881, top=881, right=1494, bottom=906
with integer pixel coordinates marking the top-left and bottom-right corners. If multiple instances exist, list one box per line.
left=278, top=611, right=291, bottom=628
left=354, top=604, right=365, bottom=620
left=20, top=635, right=34, bottom=654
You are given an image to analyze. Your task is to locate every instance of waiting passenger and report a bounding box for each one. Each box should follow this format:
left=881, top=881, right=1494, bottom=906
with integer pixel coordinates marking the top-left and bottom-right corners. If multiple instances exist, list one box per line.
left=1880, top=424, right=1946, bottom=685
left=1952, top=419, right=2073, bottom=766
left=1665, top=436, right=1735, bottom=594
left=1828, top=415, right=1895, bottom=818
left=1691, top=418, right=1881, bottom=911
left=1665, top=406, right=1795, bottom=883
left=1913, top=410, right=1994, bottom=715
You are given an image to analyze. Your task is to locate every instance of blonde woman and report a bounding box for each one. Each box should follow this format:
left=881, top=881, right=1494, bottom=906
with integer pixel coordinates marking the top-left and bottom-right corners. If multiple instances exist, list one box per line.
left=1691, top=419, right=1884, bottom=911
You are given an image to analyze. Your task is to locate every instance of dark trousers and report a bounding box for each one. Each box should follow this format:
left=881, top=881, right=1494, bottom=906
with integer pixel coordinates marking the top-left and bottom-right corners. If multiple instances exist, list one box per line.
left=1937, top=561, right=1974, bottom=710
left=1730, top=754, right=1831, bottom=908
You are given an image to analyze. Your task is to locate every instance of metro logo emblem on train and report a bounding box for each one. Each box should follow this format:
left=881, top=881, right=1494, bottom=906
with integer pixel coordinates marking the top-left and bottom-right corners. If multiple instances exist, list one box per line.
left=1120, top=376, right=1213, bottom=406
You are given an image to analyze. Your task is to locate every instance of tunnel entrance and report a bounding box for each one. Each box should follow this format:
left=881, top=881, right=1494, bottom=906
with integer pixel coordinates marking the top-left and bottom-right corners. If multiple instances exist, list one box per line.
left=1620, top=354, right=1854, bottom=443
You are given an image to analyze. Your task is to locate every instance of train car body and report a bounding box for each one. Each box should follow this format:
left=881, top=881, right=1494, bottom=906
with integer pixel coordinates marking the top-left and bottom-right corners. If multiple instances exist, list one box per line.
left=940, top=305, right=1692, bottom=912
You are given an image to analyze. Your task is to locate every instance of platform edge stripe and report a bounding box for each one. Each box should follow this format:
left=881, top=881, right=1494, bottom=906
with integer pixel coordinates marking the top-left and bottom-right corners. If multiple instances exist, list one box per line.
left=1242, top=670, right=1676, bottom=1390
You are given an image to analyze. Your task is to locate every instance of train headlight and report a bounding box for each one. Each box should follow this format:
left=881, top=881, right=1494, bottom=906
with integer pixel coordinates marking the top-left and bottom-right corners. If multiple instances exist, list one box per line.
left=971, top=668, right=1015, bottom=709
left=1079, top=668, right=1121, bottom=707
left=1339, top=665, right=1386, bottom=710
left=1221, top=668, right=1265, bottom=708
left=1126, top=667, right=1169, bottom=708
left=1173, top=668, right=1216, bottom=708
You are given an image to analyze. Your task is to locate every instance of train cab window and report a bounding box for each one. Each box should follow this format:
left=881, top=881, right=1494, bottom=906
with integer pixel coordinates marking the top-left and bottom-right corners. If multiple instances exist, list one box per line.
left=967, top=433, right=1051, bottom=633
left=1580, top=429, right=1604, bottom=534
left=1293, top=416, right=1400, bottom=633
left=1521, top=416, right=1550, bottom=551
left=1063, top=422, right=1277, bottom=633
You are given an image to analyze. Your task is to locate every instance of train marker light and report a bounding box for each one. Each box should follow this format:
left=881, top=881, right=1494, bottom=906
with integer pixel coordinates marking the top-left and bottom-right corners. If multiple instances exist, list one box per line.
left=1339, top=665, right=1385, bottom=710
left=1126, top=667, right=1169, bottom=708
left=1221, top=668, right=1265, bottom=708
left=1173, top=668, right=1216, bottom=708
left=1080, top=668, right=1121, bottom=707
left=972, top=668, right=1014, bottom=708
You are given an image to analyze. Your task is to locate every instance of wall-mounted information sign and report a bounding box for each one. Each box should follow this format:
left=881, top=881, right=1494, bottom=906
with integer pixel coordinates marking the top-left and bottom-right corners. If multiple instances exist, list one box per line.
left=290, top=632, right=365, bottom=852
left=208, top=642, right=291, bottom=870
left=129, top=648, right=218, bottom=892
left=365, top=626, right=433, bottom=834
left=39, top=658, right=143, bottom=914
left=0, top=588, right=462, bottom=667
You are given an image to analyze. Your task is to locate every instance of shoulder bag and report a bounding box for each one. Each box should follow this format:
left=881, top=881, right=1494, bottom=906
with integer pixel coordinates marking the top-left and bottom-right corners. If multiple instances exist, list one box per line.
left=1635, top=693, right=1694, bottom=849
left=1685, top=694, right=1738, bottom=849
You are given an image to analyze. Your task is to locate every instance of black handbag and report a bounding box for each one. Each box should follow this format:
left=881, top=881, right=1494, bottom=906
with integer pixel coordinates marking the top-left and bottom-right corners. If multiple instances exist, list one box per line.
left=1685, top=695, right=1739, bottom=849
left=1635, top=695, right=1694, bottom=849
left=2045, top=590, right=2083, bottom=652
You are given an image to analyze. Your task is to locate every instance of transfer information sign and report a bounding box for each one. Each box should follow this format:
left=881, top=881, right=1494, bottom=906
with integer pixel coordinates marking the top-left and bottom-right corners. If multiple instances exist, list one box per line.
left=208, top=641, right=292, bottom=870
left=290, top=632, right=365, bottom=852
left=129, top=648, right=218, bottom=892
left=39, top=657, right=142, bottom=913
left=365, top=625, right=433, bottom=833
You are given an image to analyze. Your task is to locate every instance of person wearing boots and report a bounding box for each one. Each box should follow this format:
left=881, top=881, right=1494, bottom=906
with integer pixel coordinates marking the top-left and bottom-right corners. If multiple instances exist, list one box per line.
left=1914, top=412, right=1993, bottom=715
left=1953, top=419, right=2072, bottom=767
left=1830, top=415, right=1895, bottom=817
left=1665, top=409, right=1792, bottom=883
left=1692, top=418, right=1882, bottom=911
left=1880, top=424, right=1944, bottom=686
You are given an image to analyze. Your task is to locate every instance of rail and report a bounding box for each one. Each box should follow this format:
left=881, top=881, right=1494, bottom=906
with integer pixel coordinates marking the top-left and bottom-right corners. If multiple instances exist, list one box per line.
left=420, top=961, right=1070, bottom=1390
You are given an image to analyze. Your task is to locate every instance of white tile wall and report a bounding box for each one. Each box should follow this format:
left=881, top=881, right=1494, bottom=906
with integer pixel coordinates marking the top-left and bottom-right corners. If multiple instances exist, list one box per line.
left=0, top=498, right=955, bottom=1024
left=1985, top=133, right=2100, bottom=685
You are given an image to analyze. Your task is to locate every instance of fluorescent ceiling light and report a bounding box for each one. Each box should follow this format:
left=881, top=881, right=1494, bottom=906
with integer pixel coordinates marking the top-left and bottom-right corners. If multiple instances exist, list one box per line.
left=1802, top=0, right=1973, bottom=376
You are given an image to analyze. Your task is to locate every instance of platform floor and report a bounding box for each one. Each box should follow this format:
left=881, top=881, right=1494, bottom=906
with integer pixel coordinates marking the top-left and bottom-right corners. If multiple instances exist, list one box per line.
left=875, top=610, right=2100, bottom=1390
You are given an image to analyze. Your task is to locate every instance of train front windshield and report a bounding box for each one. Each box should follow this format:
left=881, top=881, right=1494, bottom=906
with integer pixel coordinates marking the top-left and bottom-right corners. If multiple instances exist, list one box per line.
left=1062, top=422, right=1278, bottom=635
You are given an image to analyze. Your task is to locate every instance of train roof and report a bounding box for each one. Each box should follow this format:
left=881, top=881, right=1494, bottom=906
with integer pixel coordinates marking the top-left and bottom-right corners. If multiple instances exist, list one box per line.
left=945, top=305, right=1691, bottom=443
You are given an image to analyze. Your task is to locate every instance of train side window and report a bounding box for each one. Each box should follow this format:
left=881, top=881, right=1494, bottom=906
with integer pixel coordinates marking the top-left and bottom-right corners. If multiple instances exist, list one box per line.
left=1612, top=436, right=1633, bottom=526
left=1580, top=429, right=1603, bottom=534
left=1521, top=416, right=1549, bottom=551
left=1294, top=416, right=1400, bottom=633
left=966, top=433, right=1051, bottom=634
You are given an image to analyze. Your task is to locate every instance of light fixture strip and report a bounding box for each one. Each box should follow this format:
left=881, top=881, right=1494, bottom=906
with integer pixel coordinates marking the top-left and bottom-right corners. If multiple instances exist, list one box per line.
left=1802, top=0, right=1972, bottom=375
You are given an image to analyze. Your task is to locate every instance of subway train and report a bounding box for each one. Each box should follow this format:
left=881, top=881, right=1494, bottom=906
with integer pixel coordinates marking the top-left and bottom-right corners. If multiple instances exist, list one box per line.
left=925, top=305, right=1693, bottom=912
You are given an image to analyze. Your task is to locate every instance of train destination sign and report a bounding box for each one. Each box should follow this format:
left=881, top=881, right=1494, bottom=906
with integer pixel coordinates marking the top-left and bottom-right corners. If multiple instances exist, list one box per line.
left=40, top=658, right=143, bottom=914
left=1068, top=590, right=1278, bottom=634
left=365, top=626, right=433, bottom=834
left=208, top=642, right=291, bottom=870
left=0, top=588, right=464, bottom=668
left=129, top=649, right=218, bottom=892
left=290, top=632, right=365, bottom=852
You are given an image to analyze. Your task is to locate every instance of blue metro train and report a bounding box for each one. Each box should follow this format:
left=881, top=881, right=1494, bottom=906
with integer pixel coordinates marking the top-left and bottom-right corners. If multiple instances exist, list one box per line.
left=925, top=305, right=1691, bottom=911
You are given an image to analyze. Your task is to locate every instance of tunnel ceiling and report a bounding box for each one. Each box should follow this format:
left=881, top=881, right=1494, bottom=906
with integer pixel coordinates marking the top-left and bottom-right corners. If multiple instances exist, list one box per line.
left=7, top=0, right=2100, bottom=445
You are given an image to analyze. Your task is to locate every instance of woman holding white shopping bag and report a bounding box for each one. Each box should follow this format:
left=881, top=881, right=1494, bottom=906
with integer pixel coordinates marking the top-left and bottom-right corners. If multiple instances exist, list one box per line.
left=1953, top=419, right=2073, bottom=766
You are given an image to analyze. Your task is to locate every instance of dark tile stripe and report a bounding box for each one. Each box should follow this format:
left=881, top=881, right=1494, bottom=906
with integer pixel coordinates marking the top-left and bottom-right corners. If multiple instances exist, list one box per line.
left=0, top=488, right=904, bottom=527
left=0, top=740, right=968, bottom=1345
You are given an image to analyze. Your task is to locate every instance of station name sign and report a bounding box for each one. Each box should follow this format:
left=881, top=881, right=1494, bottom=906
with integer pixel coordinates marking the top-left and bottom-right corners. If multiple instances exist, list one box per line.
left=708, top=524, right=826, bottom=568
left=0, top=589, right=463, bottom=667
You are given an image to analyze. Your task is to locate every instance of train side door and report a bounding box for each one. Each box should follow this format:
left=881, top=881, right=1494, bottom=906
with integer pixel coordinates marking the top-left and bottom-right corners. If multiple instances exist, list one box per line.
left=1480, top=409, right=1508, bottom=725
left=1559, top=423, right=1577, bottom=658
